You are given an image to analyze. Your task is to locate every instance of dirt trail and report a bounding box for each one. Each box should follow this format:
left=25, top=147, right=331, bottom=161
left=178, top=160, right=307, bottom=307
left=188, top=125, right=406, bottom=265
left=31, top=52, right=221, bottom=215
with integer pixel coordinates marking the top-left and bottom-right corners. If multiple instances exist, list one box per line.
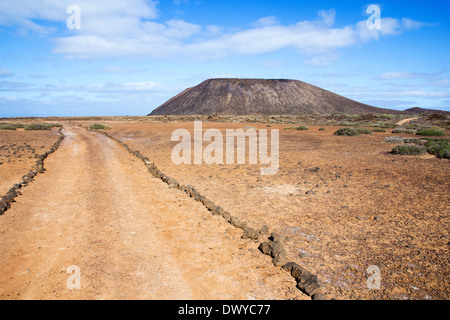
left=396, top=118, right=419, bottom=126
left=0, top=127, right=304, bottom=300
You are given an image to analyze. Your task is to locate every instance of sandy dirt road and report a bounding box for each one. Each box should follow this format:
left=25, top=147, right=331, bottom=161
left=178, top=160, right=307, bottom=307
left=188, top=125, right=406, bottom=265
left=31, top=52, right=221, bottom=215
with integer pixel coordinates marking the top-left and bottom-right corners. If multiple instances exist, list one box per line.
left=0, top=127, right=304, bottom=300
left=396, top=118, right=419, bottom=126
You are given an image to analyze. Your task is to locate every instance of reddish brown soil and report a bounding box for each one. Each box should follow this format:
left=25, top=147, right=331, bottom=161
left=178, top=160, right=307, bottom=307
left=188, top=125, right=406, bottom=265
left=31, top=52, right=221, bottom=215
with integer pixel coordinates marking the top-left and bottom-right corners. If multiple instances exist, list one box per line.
left=0, top=127, right=305, bottom=300
left=0, top=129, right=60, bottom=195
left=102, top=121, right=449, bottom=300
left=1, top=119, right=448, bottom=300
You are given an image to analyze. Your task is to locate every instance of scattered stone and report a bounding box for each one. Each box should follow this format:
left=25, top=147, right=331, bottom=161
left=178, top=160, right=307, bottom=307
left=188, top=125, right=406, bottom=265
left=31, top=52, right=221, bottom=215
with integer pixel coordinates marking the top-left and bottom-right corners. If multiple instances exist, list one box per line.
left=221, top=210, right=232, bottom=223
left=283, top=262, right=323, bottom=296
left=259, top=225, right=269, bottom=235
left=269, top=232, right=286, bottom=243
left=271, top=242, right=288, bottom=267
left=299, top=251, right=310, bottom=258
left=230, top=216, right=247, bottom=229
left=213, top=206, right=225, bottom=216
left=258, top=240, right=288, bottom=267
left=242, top=227, right=260, bottom=241
left=202, top=198, right=217, bottom=211
left=258, top=242, right=273, bottom=255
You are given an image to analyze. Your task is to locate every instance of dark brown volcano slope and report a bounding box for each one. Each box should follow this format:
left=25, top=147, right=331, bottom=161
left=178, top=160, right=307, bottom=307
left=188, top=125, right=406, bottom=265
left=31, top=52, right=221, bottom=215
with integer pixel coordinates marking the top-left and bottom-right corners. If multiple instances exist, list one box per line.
left=150, top=78, right=402, bottom=115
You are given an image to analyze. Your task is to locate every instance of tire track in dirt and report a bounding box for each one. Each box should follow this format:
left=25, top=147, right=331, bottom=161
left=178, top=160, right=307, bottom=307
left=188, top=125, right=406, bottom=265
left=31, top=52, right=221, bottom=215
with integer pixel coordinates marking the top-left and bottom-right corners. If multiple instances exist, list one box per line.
left=0, top=127, right=306, bottom=300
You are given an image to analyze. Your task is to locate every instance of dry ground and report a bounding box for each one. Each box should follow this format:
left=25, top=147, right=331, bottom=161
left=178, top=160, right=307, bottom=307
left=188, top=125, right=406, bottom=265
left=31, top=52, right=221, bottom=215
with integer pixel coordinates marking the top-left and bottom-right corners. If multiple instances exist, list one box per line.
left=0, top=126, right=305, bottom=300
left=0, top=129, right=60, bottom=195
left=101, top=120, right=449, bottom=300
left=0, top=118, right=448, bottom=300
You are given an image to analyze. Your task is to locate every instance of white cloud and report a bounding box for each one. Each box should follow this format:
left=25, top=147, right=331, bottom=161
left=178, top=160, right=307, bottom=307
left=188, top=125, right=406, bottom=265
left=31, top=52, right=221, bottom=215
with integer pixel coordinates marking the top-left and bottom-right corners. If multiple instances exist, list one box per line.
left=251, top=16, right=280, bottom=28
left=0, top=79, right=171, bottom=95
left=379, top=72, right=419, bottom=80
left=97, top=67, right=136, bottom=74
left=0, top=68, right=14, bottom=77
left=401, top=18, right=427, bottom=30
left=378, top=71, right=446, bottom=80
left=0, top=1, right=430, bottom=63
left=0, top=0, right=158, bottom=35
left=318, top=9, right=336, bottom=27
left=305, top=53, right=340, bottom=67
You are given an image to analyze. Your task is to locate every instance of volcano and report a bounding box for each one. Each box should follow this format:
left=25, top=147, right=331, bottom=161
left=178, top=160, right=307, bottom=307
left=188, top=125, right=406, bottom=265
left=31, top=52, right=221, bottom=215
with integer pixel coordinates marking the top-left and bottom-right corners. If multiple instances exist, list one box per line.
left=149, top=78, right=403, bottom=116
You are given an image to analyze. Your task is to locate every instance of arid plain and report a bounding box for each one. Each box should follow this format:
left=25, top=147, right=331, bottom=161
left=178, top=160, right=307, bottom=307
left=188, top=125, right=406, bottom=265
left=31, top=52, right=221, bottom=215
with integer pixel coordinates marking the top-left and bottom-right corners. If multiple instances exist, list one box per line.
left=0, top=115, right=448, bottom=300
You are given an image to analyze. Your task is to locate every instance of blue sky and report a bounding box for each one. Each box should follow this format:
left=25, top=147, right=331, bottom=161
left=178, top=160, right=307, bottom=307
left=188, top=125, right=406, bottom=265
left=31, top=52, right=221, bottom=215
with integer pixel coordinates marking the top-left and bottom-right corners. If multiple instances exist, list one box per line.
left=0, top=0, right=449, bottom=117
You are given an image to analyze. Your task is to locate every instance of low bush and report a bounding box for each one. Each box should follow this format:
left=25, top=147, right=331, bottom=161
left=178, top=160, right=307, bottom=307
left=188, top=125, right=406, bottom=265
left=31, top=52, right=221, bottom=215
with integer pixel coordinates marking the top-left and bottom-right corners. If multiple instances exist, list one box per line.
left=416, top=127, right=446, bottom=137
left=89, top=123, right=112, bottom=130
left=0, top=124, right=17, bottom=130
left=391, top=144, right=428, bottom=156
left=372, top=128, right=387, bottom=133
left=319, top=127, right=326, bottom=131
left=0, top=123, right=26, bottom=130
left=424, top=139, right=450, bottom=159
left=384, top=136, right=404, bottom=144
left=24, top=124, right=51, bottom=131
left=403, top=138, right=426, bottom=145
left=339, top=122, right=360, bottom=127
left=284, top=126, right=308, bottom=131
left=392, top=128, right=417, bottom=134
left=355, top=127, right=372, bottom=134
left=40, top=122, right=63, bottom=128
left=334, top=128, right=360, bottom=136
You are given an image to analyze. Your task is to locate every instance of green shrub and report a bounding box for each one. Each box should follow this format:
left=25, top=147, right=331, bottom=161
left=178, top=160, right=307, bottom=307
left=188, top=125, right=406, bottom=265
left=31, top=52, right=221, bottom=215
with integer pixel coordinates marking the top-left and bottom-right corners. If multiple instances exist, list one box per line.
left=392, top=128, right=417, bottom=134
left=334, top=128, right=360, bottom=136
left=384, top=136, right=404, bottom=144
left=284, top=126, right=308, bottom=131
left=0, top=124, right=17, bottom=130
left=24, top=124, right=51, bottom=131
left=0, top=123, right=26, bottom=130
left=339, top=122, right=359, bottom=127
left=40, top=122, right=63, bottom=128
left=416, top=127, right=446, bottom=137
left=355, top=127, right=372, bottom=134
left=372, top=128, right=387, bottom=133
left=89, top=123, right=112, bottom=130
left=319, top=127, right=326, bottom=131
left=403, top=138, right=426, bottom=145
left=424, top=139, right=450, bottom=159
left=391, top=144, right=428, bottom=156
left=379, top=123, right=397, bottom=129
